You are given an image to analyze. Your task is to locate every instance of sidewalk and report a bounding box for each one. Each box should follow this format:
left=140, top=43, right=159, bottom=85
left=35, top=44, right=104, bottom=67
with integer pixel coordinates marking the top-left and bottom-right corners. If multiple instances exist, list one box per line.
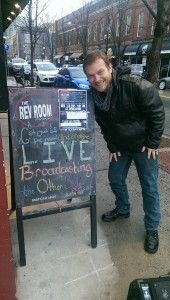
left=0, top=107, right=170, bottom=299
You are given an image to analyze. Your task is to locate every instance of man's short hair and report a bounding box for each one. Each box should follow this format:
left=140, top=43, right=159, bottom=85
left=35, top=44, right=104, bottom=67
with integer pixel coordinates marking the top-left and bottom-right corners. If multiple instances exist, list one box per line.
left=83, top=50, right=111, bottom=74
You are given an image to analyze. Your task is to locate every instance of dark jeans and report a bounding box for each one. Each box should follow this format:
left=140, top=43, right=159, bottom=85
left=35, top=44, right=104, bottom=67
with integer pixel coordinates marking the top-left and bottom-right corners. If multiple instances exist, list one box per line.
left=108, top=151, right=160, bottom=230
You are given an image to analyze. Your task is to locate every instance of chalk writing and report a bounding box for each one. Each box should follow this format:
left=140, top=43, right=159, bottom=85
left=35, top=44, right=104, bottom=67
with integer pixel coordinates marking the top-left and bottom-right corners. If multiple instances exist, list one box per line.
left=20, top=185, right=35, bottom=197
left=37, top=179, right=62, bottom=194
left=19, top=162, right=93, bottom=181
left=19, top=104, right=52, bottom=120
left=59, top=132, right=91, bottom=141
left=21, top=140, right=91, bottom=165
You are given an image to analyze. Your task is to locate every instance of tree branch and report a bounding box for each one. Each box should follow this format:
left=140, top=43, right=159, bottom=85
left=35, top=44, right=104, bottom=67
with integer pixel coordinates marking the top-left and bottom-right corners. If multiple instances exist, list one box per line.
left=141, top=0, right=157, bottom=20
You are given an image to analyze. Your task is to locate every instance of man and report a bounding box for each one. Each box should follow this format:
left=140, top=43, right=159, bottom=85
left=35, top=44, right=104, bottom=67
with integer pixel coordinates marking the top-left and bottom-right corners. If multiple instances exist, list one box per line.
left=83, top=51, right=165, bottom=254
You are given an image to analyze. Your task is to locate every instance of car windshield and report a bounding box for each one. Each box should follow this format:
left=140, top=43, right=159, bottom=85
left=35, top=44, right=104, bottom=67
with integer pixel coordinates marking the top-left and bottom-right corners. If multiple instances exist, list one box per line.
left=131, top=64, right=143, bottom=72
left=24, top=65, right=30, bottom=69
left=12, top=59, right=26, bottom=63
left=37, top=64, right=57, bottom=71
left=69, top=68, right=87, bottom=78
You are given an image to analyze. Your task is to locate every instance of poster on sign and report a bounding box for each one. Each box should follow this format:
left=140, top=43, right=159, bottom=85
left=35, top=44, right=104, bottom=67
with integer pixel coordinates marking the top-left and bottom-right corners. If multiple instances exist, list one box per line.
left=9, top=88, right=96, bottom=207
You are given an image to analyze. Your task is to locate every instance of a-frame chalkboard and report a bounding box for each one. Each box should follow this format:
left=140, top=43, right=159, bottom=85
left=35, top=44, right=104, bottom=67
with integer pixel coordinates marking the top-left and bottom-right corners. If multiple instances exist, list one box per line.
left=9, top=88, right=97, bottom=266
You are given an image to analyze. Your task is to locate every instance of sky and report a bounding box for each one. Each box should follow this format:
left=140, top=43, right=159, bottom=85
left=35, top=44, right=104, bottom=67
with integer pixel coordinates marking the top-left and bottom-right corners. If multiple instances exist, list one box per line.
left=44, top=0, right=90, bottom=20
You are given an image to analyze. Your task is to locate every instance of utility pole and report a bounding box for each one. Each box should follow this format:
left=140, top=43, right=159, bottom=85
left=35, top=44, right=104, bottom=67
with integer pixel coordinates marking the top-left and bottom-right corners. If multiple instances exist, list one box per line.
left=29, top=0, right=34, bottom=86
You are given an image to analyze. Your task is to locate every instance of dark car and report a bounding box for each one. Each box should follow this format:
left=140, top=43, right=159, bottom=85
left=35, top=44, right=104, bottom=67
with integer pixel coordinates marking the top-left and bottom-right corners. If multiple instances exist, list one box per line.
left=22, top=64, right=31, bottom=80
left=130, top=64, right=147, bottom=78
left=8, top=58, right=27, bottom=75
left=158, top=77, right=170, bottom=90
left=13, top=65, right=32, bottom=87
left=54, top=66, right=90, bottom=90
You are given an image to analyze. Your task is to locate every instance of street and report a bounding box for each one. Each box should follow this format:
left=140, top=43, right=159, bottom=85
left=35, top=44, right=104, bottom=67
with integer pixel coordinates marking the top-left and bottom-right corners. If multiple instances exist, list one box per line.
left=160, top=91, right=170, bottom=136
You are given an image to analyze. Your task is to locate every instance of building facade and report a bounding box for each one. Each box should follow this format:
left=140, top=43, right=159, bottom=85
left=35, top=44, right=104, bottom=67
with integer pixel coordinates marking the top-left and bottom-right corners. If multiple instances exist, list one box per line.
left=55, top=0, right=170, bottom=76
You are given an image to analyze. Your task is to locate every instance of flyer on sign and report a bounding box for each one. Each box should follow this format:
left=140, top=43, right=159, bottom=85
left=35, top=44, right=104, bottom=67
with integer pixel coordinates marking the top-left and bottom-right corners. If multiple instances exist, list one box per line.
left=59, top=89, right=88, bottom=130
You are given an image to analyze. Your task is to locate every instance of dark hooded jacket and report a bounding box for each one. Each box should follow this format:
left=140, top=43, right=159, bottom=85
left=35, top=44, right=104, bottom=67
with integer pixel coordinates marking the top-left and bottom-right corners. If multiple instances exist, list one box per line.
left=92, top=67, right=165, bottom=153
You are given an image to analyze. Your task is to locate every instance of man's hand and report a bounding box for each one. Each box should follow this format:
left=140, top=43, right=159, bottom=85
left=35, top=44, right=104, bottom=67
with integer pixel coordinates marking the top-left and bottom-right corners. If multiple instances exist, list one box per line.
left=109, top=152, right=121, bottom=162
left=141, top=146, right=158, bottom=159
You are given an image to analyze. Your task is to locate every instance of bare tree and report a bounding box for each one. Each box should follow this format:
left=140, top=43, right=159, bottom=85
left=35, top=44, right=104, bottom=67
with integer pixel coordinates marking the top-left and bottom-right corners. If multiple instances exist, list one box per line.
left=43, top=18, right=56, bottom=63
left=19, top=0, right=48, bottom=85
left=98, top=9, right=112, bottom=53
left=61, top=17, right=70, bottom=56
left=108, top=0, right=128, bottom=64
left=98, top=0, right=129, bottom=64
left=55, top=9, right=71, bottom=58
left=72, top=0, right=92, bottom=58
left=141, top=0, right=170, bottom=83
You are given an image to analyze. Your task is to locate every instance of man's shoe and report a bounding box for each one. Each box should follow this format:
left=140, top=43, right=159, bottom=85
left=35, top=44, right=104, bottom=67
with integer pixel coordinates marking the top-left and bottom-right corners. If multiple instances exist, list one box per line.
left=144, top=230, right=159, bottom=254
left=101, top=209, right=130, bottom=222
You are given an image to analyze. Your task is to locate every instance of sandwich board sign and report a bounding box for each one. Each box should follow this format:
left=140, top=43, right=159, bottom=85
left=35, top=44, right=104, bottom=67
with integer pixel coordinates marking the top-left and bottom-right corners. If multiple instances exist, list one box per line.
left=9, top=88, right=97, bottom=265
left=9, top=88, right=96, bottom=206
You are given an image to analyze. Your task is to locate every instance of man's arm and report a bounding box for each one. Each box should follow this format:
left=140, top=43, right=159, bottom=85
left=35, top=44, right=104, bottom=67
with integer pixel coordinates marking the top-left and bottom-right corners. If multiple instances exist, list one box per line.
left=136, top=79, right=165, bottom=150
left=95, top=117, right=121, bottom=162
left=95, top=116, right=118, bottom=152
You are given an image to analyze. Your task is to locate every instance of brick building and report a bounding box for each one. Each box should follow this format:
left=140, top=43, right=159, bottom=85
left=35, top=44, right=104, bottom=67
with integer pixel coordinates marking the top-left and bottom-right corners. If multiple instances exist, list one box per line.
left=5, top=18, right=54, bottom=61
left=55, top=0, right=170, bottom=77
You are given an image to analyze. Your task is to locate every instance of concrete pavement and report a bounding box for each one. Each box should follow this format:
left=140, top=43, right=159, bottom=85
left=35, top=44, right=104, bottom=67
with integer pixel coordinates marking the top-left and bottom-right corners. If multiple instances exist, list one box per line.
left=0, top=86, right=170, bottom=299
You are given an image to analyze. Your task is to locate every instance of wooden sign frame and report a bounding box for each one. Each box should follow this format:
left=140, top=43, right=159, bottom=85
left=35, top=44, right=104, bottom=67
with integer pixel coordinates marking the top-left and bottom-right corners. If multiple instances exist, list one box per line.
left=9, top=88, right=97, bottom=266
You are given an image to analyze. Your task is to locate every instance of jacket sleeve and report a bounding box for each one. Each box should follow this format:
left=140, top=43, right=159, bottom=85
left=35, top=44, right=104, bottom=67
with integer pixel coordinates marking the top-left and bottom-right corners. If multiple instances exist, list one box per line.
left=95, top=115, right=118, bottom=153
left=136, top=79, right=165, bottom=149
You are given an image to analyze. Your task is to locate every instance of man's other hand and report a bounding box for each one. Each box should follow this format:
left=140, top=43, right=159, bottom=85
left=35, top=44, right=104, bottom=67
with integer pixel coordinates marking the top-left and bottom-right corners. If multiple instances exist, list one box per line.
left=141, top=146, right=158, bottom=159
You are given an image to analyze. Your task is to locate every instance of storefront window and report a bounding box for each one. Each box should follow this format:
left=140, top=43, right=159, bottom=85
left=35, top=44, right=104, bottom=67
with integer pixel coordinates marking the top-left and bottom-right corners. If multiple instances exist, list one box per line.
left=137, top=12, right=144, bottom=37
left=160, top=56, right=170, bottom=78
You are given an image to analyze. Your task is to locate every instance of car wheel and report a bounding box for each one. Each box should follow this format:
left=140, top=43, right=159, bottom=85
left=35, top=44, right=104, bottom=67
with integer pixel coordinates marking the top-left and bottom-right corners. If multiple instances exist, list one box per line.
left=37, top=77, right=42, bottom=86
left=159, top=80, right=166, bottom=90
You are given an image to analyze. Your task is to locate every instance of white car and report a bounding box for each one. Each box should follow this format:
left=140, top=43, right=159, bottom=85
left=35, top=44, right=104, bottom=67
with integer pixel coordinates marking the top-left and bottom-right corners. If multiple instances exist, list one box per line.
left=33, top=62, right=59, bottom=86
left=130, top=64, right=145, bottom=77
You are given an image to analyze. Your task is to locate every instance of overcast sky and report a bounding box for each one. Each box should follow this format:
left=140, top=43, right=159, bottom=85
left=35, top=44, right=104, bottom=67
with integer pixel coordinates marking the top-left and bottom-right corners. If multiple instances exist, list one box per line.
left=44, top=0, right=90, bottom=20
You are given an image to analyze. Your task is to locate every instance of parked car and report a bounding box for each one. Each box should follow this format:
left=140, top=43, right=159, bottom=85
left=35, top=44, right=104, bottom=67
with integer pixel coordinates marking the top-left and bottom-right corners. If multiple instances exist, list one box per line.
left=33, top=62, right=59, bottom=86
left=160, top=64, right=170, bottom=78
left=22, top=64, right=31, bottom=81
left=62, top=64, right=74, bottom=68
left=54, top=66, right=90, bottom=90
left=158, top=77, right=170, bottom=90
left=13, top=65, right=32, bottom=87
left=8, top=58, right=27, bottom=75
left=130, top=64, right=147, bottom=77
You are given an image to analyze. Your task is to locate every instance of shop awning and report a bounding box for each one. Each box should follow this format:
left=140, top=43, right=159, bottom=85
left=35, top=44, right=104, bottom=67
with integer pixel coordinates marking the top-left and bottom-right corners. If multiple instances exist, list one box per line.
left=124, top=43, right=141, bottom=56
left=119, top=45, right=127, bottom=57
left=70, top=52, right=83, bottom=59
left=54, top=54, right=63, bottom=59
left=161, top=40, right=170, bottom=54
left=137, top=42, right=152, bottom=56
left=2, top=0, right=29, bottom=31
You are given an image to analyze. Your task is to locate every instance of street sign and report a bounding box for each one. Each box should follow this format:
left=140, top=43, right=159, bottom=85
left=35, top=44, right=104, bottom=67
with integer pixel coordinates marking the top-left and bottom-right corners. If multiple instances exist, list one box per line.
left=4, top=44, right=9, bottom=52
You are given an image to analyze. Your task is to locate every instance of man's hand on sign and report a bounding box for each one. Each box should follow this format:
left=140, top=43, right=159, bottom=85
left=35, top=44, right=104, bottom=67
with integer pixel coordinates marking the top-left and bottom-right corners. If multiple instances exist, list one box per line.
left=109, top=152, right=121, bottom=162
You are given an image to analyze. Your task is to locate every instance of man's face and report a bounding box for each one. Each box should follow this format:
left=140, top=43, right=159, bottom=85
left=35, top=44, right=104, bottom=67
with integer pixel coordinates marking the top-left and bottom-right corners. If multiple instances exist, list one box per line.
left=85, top=58, right=112, bottom=92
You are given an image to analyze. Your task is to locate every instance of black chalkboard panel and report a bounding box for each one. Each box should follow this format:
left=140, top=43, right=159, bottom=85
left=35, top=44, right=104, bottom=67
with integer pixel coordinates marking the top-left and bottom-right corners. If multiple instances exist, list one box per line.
left=9, top=88, right=96, bottom=207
